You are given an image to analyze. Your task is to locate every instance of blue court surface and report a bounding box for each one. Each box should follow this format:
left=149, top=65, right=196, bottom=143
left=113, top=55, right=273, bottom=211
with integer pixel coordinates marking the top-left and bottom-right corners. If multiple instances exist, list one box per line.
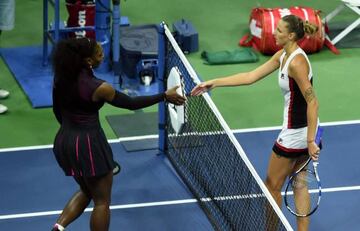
left=0, top=121, right=359, bottom=230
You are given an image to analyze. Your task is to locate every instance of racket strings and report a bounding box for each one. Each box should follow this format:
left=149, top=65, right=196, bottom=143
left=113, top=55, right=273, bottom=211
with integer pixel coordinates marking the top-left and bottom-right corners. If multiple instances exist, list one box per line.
left=286, top=169, right=320, bottom=216
left=292, top=170, right=315, bottom=189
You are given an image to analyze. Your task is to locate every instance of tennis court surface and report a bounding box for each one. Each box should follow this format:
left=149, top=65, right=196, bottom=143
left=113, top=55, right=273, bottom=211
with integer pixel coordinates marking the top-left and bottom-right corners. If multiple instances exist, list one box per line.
left=2, top=23, right=360, bottom=231
left=0, top=121, right=359, bottom=230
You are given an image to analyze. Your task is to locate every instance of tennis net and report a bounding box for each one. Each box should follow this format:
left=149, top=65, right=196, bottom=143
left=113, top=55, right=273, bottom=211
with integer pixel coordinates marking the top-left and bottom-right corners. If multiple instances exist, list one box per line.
left=160, top=23, right=293, bottom=231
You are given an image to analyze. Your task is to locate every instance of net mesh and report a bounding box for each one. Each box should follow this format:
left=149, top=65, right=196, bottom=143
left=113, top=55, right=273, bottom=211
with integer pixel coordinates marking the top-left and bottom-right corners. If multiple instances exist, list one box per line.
left=162, top=25, right=291, bottom=231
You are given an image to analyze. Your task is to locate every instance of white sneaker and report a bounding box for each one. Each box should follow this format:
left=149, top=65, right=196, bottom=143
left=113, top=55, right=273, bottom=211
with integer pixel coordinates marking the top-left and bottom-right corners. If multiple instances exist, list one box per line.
left=0, top=104, right=8, bottom=114
left=0, top=89, right=10, bottom=99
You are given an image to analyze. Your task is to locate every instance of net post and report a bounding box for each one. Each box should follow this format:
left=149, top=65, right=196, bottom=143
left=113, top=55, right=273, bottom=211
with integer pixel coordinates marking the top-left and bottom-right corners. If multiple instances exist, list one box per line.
left=158, top=22, right=167, bottom=155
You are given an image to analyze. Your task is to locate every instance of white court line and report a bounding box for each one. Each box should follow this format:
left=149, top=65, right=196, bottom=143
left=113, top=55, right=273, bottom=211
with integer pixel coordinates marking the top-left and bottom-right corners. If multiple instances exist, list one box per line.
left=281, top=186, right=360, bottom=196
left=232, top=120, right=360, bottom=133
left=0, top=199, right=198, bottom=220
left=0, top=120, right=359, bottom=153
left=0, top=135, right=158, bottom=153
left=1, top=185, right=360, bottom=220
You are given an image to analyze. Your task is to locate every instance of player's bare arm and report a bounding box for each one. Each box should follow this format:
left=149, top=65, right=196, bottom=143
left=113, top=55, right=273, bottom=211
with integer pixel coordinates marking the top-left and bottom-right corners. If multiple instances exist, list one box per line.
left=289, top=55, right=320, bottom=159
left=191, top=50, right=283, bottom=96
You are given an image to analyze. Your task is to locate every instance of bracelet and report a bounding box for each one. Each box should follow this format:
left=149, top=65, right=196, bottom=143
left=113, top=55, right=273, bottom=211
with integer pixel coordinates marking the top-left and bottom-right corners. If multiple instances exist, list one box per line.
left=307, top=139, right=315, bottom=143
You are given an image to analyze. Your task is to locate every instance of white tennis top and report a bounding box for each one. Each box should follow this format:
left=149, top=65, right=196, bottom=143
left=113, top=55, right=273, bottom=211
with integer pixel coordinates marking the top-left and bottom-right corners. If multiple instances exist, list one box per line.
left=278, top=47, right=313, bottom=129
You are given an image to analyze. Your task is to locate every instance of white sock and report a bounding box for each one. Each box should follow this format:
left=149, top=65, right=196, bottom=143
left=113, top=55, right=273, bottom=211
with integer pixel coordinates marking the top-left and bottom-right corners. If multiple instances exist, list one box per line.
left=54, top=223, right=65, bottom=231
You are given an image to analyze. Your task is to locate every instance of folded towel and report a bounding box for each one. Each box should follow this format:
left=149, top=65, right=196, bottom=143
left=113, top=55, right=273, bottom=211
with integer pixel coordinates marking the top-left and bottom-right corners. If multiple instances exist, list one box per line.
left=201, top=48, right=258, bottom=65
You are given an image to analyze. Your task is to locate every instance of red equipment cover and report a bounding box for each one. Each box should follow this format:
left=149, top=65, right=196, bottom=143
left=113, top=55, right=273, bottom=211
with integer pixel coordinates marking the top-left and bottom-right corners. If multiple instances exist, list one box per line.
left=239, top=7, right=337, bottom=55
left=66, top=0, right=95, bottom=38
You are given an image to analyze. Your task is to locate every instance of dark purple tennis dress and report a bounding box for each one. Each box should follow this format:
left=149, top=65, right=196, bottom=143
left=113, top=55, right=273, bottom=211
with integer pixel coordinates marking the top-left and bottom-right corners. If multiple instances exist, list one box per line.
left=52, top=68, right=115, bottom=177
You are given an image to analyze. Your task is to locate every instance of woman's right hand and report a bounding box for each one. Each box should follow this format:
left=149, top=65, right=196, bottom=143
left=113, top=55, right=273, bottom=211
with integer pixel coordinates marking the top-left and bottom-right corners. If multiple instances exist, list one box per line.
left=165, top=86, right=186, bottom=105
left=308, top=141, right=320, bottom=161
left=191, top=80, right=215, bottom=96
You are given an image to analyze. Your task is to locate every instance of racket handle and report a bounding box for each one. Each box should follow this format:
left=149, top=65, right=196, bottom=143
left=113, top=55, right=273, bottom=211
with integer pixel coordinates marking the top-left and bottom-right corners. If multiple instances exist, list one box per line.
left=315, top=127, right=323, bottom=146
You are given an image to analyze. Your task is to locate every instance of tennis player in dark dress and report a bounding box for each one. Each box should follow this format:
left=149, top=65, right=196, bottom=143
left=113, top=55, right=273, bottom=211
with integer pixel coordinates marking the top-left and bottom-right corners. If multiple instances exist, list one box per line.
left=51, top=37, right=185, bottom=231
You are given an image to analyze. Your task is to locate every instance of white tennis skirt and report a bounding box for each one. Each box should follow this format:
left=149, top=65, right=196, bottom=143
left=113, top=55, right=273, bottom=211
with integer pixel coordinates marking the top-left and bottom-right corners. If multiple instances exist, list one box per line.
left=272, top=126, right=308, bottom=158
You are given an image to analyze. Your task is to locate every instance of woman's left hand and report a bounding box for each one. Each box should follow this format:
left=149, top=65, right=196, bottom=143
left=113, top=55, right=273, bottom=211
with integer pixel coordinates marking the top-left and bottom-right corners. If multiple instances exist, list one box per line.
left=308, top=141, right=320, bottom=161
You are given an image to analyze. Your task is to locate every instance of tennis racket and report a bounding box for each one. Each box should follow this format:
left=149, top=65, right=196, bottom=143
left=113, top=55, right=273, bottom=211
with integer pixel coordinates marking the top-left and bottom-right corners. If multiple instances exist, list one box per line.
left=284, top=127, right=324, bottom=217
